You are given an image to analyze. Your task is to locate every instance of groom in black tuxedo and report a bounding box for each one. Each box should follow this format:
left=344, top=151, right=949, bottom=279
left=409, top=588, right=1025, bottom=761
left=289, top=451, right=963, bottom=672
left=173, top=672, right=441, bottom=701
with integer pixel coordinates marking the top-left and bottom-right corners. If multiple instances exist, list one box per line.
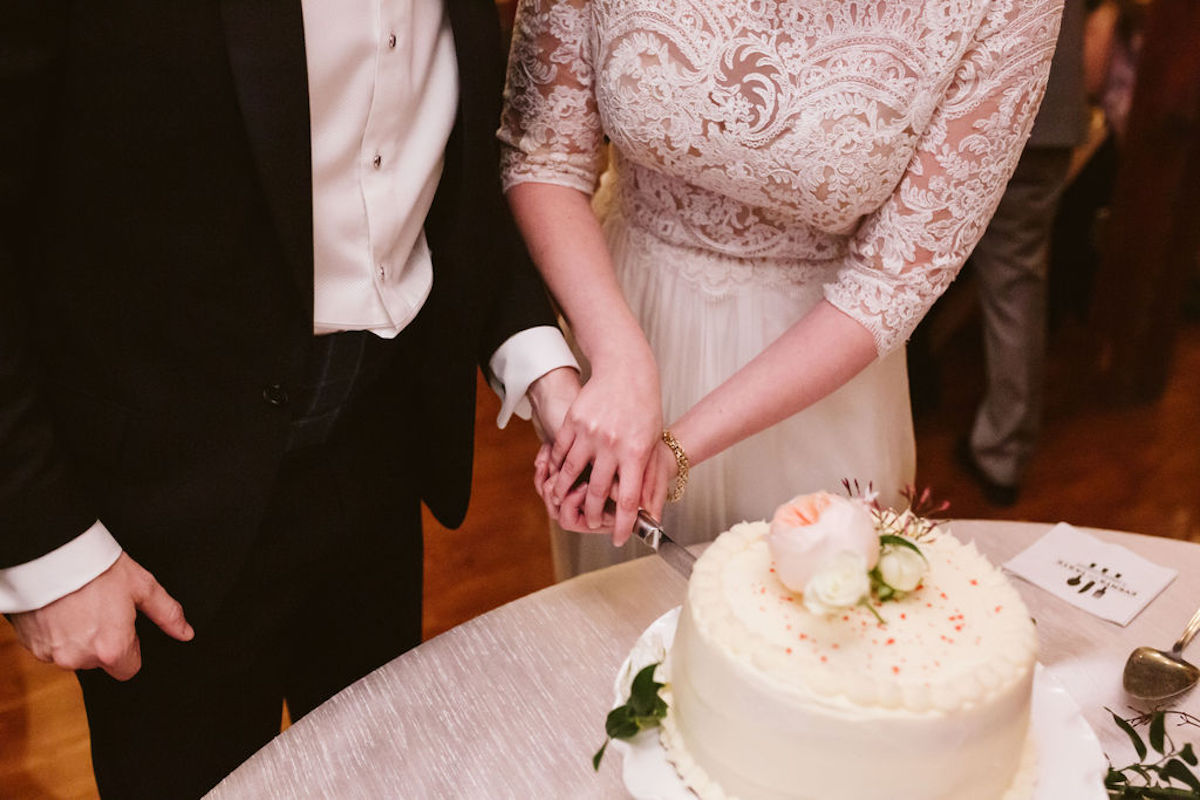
left=0, top=1, right=578, bottom=797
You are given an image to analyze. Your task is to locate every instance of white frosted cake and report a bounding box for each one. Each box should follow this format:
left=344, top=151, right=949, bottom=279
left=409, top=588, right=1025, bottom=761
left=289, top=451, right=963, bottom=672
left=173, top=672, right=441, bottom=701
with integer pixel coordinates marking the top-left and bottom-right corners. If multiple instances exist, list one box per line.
left=660, top=495, right=1037, bottom=800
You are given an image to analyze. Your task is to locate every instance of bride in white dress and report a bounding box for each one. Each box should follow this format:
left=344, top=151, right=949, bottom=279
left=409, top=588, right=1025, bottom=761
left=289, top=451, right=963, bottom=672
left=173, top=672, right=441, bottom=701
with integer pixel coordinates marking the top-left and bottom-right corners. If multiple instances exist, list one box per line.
left=499, top=0, right=1064, bottom=578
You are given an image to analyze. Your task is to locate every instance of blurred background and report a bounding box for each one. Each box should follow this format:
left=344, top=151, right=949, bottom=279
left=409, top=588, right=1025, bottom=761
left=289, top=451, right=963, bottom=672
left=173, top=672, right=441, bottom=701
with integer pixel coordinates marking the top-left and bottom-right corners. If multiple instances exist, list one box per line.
left=3, top=0, right=1198, bottom=795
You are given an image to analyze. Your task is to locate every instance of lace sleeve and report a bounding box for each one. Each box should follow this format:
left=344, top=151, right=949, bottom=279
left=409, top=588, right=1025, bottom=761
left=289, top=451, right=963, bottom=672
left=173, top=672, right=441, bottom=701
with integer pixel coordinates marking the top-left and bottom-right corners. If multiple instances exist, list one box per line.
left=498, top=0, right=606, bottom=195
left=823, top=0, right=1064, bottom=355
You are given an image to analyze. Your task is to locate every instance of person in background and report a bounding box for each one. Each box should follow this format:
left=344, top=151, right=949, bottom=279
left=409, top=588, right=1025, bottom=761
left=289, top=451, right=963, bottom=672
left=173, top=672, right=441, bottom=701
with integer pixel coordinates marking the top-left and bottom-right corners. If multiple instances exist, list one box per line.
left=499, top=0, right=1065, bottom=577
left=1048, top=0, right=1148, bottom=326
left=0, top=2, right=580, bottom=797
left=956, top=0, right=1091, bottom=506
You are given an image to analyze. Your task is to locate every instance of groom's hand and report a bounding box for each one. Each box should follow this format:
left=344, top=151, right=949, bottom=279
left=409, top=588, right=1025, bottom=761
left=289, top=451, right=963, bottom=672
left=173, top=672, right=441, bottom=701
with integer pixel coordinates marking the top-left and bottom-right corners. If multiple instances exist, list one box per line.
left=527, top=366, right=581, bottom=444
left=9, top=552, right=194, bottom=681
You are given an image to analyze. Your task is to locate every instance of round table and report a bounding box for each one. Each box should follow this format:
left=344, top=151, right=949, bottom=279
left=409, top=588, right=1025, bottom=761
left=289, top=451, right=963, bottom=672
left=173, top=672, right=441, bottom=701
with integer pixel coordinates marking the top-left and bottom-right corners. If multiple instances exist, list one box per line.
left=205, top=521, right=1200, bottom=799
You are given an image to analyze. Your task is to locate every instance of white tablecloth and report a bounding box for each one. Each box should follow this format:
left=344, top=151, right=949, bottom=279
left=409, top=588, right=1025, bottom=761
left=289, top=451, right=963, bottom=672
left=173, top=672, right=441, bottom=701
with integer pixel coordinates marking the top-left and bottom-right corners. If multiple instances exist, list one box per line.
left=206, top=521, right=1200, bottom=799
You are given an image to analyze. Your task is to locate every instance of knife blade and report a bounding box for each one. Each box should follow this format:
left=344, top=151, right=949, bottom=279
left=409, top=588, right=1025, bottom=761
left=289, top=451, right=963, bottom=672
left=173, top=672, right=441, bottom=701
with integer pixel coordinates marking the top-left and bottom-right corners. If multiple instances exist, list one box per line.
left=630, top=510, right=696, bottom=578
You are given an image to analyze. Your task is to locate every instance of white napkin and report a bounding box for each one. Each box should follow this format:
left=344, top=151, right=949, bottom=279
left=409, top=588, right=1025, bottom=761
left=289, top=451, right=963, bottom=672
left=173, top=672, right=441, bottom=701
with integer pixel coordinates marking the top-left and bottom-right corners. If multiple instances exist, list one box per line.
left=1004, top=523, right=1177, bottom=626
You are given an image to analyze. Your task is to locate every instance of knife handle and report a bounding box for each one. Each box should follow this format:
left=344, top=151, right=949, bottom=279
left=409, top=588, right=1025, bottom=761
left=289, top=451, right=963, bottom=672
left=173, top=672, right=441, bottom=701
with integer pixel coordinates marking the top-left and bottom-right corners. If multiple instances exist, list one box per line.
left=632, top=511, right=665, bottom=550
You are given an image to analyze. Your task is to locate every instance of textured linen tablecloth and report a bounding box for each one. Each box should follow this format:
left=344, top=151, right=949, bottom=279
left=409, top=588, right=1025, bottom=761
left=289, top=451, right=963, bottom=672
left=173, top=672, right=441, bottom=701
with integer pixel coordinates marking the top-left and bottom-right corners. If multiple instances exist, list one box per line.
left=205, top=521, right=1200, bottom=799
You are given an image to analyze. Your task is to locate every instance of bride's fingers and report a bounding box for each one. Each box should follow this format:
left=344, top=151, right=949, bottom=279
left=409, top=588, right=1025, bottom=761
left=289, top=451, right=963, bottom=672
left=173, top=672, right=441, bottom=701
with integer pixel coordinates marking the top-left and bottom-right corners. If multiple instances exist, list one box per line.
left=549, top=424, right=577, bottom=474
left=642, top=445, right=670, bottom=520
left=551, top=439, right=593, bottom=506
left=582, top=454, right=618, bottom=531
left=612, top=464, right=644, bottom=547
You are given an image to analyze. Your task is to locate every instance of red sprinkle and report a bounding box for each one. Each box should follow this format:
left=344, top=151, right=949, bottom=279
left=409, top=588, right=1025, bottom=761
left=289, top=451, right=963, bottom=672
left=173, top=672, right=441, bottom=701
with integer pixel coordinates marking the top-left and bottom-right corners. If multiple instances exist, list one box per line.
left=892, top=666, right=901, bottom=674
left=885, top=638, right=895, bottom=645
left=970, top=579, right=978, bottom=586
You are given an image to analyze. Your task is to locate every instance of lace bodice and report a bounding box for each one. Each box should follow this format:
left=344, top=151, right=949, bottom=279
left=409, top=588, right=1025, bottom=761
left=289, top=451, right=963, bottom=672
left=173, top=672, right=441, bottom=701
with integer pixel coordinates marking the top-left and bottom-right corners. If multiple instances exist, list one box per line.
left=498, top=0, right=1063, bottom=353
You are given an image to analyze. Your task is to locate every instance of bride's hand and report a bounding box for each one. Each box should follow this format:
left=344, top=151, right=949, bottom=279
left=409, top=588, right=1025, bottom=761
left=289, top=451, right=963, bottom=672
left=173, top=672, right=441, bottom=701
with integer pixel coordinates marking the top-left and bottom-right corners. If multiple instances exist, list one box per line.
left=638, top=438, right=679, bottom=526
left=546, top=347, right=661, bottom=544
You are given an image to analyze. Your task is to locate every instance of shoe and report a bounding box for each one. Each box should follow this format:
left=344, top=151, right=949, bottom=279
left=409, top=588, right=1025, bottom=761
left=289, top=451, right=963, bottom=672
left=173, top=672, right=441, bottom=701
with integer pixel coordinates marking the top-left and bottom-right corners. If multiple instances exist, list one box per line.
left=954, top=438, right=1019, bottom=507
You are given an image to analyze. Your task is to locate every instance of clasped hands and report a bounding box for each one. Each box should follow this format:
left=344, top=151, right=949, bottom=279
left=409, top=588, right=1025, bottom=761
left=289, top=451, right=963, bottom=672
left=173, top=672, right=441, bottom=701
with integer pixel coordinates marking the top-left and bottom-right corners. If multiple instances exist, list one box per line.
left=528, top=363, right=679, bottom=546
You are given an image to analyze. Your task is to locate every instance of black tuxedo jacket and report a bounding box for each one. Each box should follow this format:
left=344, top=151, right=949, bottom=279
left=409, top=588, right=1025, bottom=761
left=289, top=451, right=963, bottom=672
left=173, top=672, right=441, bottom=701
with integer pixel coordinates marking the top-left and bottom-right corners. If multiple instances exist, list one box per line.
left=0, top=0, right=554, bottom=622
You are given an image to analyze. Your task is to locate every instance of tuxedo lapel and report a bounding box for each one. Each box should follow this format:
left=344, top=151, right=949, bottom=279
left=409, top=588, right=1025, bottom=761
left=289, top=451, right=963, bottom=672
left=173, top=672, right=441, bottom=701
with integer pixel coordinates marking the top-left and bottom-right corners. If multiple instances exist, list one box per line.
left=219, top=0, right=314, bottom=307
left=429, top=0, right=502, bottom=250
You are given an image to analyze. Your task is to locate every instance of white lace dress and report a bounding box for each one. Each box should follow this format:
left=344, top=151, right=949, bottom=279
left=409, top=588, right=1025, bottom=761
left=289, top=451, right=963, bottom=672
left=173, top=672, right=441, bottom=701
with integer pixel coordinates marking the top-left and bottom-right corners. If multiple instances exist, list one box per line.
left=499, top=0, right=1062, bottom=575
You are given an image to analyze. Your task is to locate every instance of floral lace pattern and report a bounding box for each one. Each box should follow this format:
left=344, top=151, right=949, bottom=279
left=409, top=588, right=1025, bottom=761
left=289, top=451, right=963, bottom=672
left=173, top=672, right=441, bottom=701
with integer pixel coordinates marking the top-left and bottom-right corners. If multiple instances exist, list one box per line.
left=499, top=0, right=1063, bottom=353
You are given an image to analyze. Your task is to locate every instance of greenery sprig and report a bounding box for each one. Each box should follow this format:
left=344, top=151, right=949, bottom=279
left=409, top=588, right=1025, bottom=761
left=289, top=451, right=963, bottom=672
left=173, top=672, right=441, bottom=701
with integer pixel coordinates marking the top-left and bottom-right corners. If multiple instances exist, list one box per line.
left=593, top=661, right=668, bottom=770
left=1106, top=709, right=1200, bottom=798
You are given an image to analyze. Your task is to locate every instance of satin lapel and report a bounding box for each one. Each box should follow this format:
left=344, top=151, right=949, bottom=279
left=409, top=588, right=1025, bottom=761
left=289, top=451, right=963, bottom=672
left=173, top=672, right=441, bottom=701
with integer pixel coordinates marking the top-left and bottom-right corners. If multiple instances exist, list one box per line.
left=219, top=0, right=314, bottom=307
left=433, top=0, right=497, bottom=244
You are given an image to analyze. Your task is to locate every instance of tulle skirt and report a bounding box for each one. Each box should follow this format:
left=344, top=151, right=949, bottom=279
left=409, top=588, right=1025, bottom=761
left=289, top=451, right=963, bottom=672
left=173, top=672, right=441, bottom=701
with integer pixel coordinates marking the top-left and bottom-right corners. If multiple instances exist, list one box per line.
left=550, top=192, right=916, bottom=580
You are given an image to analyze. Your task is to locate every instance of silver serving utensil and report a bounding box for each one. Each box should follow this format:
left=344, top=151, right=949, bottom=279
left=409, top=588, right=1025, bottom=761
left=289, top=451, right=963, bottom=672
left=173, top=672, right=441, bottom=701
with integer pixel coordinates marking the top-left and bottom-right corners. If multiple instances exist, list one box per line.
left=1123, top=605, right=1200, bottom=701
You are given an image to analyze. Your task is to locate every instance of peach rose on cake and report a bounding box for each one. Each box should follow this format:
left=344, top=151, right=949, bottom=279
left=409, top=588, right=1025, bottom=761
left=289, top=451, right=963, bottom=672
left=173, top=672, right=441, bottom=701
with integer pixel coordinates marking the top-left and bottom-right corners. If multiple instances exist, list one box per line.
left=768, top=491, right=879, bottom=612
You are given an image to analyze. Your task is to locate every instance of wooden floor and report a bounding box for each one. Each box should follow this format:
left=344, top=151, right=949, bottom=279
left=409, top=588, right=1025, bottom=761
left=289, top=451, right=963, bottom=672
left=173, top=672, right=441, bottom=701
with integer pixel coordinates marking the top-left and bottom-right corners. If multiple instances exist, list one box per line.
left=2, top=317, right=1198, bottom=799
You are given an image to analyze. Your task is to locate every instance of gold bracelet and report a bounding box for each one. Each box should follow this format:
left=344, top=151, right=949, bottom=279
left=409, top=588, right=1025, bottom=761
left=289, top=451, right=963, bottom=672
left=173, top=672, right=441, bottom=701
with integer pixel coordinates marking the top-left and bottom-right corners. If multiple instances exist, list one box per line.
left=661, top=429, right=690, bottom=503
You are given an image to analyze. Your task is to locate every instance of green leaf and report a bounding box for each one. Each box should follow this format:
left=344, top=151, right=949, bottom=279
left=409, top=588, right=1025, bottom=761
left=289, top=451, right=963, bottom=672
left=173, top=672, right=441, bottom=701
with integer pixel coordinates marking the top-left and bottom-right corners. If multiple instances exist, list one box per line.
left=1113, top=711, right=1148, bottom=761
left=1162, top=759, right=1200, bottom=793
left=879, top=534, right=926, bottom=560
left=1181, top=743, right=1197, bottom=767
left=593, top=659, right=668, bottom=773
left=628, top=663, right=665, bottom=717
left=592, top=740, right=608, bottom=771
left=605, top=705, right=639, bottom=740
left=1150, top=711, right=1167, bottom=755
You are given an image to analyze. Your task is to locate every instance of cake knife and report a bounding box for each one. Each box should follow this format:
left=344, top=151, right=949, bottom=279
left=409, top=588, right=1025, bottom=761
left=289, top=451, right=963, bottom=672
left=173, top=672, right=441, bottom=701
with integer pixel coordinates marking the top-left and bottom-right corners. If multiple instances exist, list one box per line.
left=629, top=510, right=696, bottom=579
left=567, top=467, right=696, bottom=578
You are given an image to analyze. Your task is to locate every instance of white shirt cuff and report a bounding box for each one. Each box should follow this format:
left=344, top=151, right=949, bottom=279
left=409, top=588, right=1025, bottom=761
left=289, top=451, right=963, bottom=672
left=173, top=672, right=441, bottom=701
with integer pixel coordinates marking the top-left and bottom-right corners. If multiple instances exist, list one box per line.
left=488, top=326, right=579, bottom=428
left=0, top=522, right=123, bottom=613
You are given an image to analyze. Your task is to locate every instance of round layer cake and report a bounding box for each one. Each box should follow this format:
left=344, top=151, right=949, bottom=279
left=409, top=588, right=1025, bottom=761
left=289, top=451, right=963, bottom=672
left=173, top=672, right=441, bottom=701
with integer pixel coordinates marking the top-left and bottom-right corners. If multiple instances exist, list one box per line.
left=661, top=521, right=1037, bottom=800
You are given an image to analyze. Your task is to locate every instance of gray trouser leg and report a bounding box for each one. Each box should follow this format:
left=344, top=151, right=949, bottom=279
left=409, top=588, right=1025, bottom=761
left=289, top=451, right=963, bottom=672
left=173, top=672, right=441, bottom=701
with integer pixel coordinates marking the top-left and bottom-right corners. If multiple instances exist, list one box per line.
left=969, top=146, right=1073, bottom=486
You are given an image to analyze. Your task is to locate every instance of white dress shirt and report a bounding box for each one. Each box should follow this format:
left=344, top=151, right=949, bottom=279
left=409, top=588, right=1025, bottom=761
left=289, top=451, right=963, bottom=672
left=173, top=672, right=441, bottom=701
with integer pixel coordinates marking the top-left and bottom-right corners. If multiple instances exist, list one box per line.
left=0, top=0, right=576, bottom=613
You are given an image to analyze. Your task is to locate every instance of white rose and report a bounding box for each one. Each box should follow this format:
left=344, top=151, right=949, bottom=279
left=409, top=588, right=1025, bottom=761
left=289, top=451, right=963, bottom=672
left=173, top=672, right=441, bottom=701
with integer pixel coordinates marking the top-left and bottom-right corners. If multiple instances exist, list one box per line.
left=802, top=551, right=871, bottom=615
left=877, top=546, right=927, bottom=592
left=769, top=491, right=879, bottom=594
